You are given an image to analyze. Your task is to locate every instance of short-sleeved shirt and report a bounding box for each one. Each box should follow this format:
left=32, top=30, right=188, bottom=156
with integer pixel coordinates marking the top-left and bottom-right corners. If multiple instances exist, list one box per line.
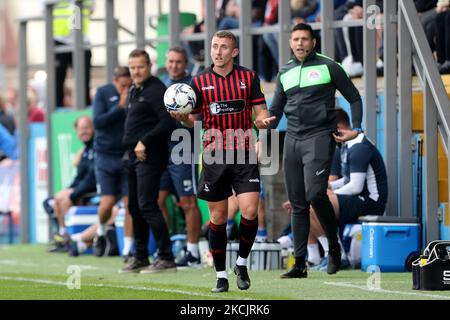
left=190, top=64, right=266, bottom=151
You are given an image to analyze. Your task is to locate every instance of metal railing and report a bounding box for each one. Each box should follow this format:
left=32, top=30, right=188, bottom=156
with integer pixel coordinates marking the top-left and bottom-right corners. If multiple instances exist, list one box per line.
left=398, top=0, right=450, bottom=242
left=17, top=0, right=449, bottom=243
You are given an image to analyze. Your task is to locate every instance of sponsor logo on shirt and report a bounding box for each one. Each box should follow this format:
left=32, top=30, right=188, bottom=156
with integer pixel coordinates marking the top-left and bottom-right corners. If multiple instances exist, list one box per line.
left=209, top=100, right=246, bottom=115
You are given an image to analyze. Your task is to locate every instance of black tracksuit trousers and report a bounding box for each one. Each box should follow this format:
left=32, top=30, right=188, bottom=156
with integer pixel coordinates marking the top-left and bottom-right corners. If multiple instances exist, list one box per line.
left=283, top=133, right=339, bottom=259
left=126, top=151, right=173, bottom=261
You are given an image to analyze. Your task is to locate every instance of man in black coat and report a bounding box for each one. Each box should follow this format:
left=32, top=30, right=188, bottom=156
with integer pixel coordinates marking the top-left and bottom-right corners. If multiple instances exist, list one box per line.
left=120, top=49, right=177, bottom=274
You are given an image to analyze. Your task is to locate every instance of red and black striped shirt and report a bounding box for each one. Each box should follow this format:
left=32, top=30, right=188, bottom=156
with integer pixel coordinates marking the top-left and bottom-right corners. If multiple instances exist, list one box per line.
left=190, top=64, right=266, bottom=151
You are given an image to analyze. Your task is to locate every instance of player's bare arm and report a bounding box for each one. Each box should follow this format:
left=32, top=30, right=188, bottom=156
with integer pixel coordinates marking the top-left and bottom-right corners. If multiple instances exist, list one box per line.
left=253, top=104, right=276, bottom=129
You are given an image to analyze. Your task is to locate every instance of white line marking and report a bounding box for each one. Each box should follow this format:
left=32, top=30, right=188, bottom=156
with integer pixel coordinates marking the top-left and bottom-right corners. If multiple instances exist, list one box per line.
left=0, top=276, right=251, bottom=299
left=0, top=260, right=37, bottom=267
left=324, top=281, right=450, bottom=300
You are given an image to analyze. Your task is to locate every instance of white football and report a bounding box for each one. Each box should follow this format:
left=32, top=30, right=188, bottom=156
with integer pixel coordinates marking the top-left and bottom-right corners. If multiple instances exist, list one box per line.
left=164, top=83, right=196, bottom=115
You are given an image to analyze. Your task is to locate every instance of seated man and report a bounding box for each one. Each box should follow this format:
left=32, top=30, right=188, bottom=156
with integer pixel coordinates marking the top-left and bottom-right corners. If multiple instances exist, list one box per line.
left=307, top=108, right=388, bottom=268
left=67, top=205, right=120, bottom=257
left=48, top=116, right=97, bottom=252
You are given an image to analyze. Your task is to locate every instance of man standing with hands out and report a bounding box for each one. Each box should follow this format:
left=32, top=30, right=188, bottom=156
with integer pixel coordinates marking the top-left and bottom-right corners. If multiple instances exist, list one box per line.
left=121, top=49, right=177, bottom=274
left=268, top=23, right=363, bottom=278
left=171, top=30, right=275, bottom=292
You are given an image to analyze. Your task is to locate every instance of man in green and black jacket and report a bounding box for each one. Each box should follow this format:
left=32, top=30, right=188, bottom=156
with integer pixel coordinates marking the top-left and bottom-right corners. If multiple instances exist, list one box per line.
left=269, top=23, right=363, bottom=279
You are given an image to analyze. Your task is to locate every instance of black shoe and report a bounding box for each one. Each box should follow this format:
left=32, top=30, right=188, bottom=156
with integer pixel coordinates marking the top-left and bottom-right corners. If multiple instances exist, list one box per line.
left=104, top=226, right=119, bottom=256
left=438, top=61, right=450, bottom=74
left=176, top=251, right=201, bottom=268
left=280, top=264, right=308, bottom=279
left=327, top=246, right=341, bottom=274
left=123, top=252, right=133, bottom=264
left=67, top=238, right=79, bottom=257
left=93, top=235, right=106, bottom=257
left=47, top=233, right=69, bottom=253
left=211, top=278, right=229, bottom=293
left=234, top=265, right=251, bottom=290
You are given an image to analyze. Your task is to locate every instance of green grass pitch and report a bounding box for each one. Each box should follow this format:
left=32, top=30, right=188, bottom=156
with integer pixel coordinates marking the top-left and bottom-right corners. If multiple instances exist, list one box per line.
left=1, top=245, right=450, bottom=300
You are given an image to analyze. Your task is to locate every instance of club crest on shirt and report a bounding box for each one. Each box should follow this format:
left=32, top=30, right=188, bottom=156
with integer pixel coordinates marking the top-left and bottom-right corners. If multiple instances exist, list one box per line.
left=307, top=70, right=321, bottom=82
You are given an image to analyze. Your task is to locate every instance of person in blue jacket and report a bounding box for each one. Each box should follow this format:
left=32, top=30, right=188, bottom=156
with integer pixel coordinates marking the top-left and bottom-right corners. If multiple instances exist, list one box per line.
left=91, top=66, right=133, bottom=258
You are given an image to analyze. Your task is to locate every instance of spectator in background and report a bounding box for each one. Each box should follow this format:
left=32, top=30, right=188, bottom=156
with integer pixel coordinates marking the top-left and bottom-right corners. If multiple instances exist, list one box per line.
left=216, top=0, right=269, bottom=80
left=263, top=0, right=318, bottom=74
left=27, top=88, right=45, bottom=123
left=43, top=0, right=95, bottom=107
left=4, top=87, right=18, bottom=116
left=0, top=95, right=16, bottom=135
left=435, top=0, right=450, bottom=74
left=291, top=0, right=318, bottom=25
left=333, top=0, right=384, bottom=77
left=415, top=0, right=438, bottom=52
left=158, top=46, right=203, bottom=268
left=92, top=66, right=133, bottom=258
left=262, top=0, right=279, bottom=66
left=63, top=86, right=74, bottom=108
left=48, top=116, right=96, bottom=252
left=0, top=123, right=18, bottom=162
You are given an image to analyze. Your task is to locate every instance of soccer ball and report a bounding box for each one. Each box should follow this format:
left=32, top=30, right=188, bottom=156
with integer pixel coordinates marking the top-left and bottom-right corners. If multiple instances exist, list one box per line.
left=163, top=83, right=196, bottom=115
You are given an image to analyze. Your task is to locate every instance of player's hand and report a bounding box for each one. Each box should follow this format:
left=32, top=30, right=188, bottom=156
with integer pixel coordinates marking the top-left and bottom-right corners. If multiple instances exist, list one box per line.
left=254, top=116, right=276, bottom=129
left=134, top=141, right=147, bottom=161
left=333, top=128, right=359, bottom=143
left=169, top=111, right=189, bottom=122
left=282, top=201, right=292, bottom=215
left=118, top=87, right=129, bottom=109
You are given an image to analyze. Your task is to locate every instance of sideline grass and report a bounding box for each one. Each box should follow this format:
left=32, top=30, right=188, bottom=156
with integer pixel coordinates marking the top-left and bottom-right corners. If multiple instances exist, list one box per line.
left=1, top=245, right=450, bottom=300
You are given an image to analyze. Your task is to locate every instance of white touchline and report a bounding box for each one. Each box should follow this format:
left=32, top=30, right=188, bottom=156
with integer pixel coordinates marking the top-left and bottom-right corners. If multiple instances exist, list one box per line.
left=0, top=276, right=252, bottom=300
left=324, top=281, right=450, bottom=300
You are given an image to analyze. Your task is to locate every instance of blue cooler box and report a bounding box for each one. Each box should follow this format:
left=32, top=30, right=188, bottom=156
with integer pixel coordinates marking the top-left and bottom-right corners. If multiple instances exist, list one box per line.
left=115, top=208, right=156, bottom=256
left=65, top=206, right=99, bottom=254
left=65, top=206, right=98, bottom=234
left=360, top=215, right=421, bottom=272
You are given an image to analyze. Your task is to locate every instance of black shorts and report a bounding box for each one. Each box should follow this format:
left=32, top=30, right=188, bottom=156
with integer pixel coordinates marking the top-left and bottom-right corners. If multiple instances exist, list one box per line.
left=337, top=194, right=385, bottom=227
left=197, top=154, right=260, bottom=202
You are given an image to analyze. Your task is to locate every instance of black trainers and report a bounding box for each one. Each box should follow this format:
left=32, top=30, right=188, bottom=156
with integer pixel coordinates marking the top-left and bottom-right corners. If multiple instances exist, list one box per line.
left=176, top=251, right=201, bottom=268
left=47, top=233, right=69, bottom=253
left=123, top=252, right=133, bottom=264
left=327, top=246, right=341, bottom=274
left=93, top=235, right=106, bottom=257
left=104, top=227, right=119, bottom=256
left=211, top=278, right=229, bottom=293
left=120, top=257, right=150, bottom=273
left=67, top=238, right=79, bottom=257
left=280, top=264, right=308, bottom=279
left=234, top=265, right=250, bottom=290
